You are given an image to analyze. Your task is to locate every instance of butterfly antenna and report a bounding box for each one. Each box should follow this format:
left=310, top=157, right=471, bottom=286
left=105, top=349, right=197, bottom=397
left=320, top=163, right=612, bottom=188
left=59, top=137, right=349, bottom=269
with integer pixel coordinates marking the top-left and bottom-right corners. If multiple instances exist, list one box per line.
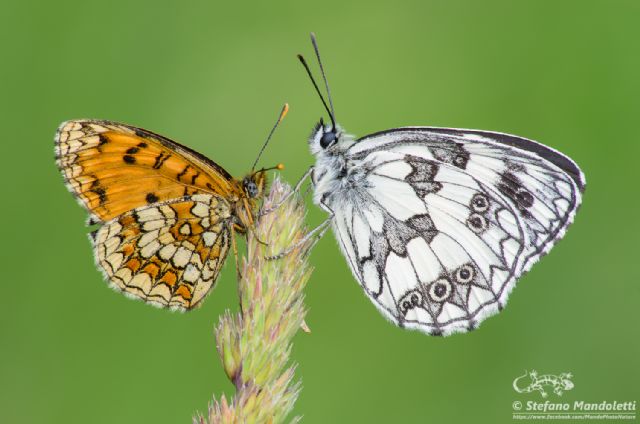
left=251, top=103, right=289, bottom=172
left=297, top=54, right=337, bottom=131
left=310, top=32, right=336, bottom=130
left=259, top=163, right=285, bottom=173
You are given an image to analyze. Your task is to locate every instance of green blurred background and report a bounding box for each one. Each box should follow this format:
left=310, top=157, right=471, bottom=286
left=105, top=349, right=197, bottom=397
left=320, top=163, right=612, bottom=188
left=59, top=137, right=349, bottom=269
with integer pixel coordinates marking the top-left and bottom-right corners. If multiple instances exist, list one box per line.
left=1, top=1, right=638, bottom=422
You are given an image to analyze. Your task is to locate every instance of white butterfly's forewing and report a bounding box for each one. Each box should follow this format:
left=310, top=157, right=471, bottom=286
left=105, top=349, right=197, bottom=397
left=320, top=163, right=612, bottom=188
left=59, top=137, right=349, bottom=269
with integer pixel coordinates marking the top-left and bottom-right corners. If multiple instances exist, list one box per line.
left=318, top=126, right=584, bottom=336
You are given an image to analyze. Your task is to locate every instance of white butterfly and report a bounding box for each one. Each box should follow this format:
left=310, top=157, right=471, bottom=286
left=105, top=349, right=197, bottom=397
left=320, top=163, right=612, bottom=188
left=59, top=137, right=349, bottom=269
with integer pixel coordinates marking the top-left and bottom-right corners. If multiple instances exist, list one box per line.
left=294, top=34, right=585, bottom=336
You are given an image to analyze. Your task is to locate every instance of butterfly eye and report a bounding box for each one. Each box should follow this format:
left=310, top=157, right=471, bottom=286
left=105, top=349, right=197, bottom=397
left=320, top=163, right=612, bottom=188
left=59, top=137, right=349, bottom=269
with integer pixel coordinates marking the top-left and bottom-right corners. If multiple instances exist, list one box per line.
left=320, top=131, right=337, bottom=148
left=243, top=179, right=258, bottom=198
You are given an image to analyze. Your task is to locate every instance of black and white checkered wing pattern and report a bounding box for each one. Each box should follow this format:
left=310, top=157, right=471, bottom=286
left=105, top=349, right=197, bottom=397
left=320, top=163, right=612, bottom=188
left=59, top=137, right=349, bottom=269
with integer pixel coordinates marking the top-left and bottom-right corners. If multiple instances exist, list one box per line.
left=334, top=127, right=584, bottom=335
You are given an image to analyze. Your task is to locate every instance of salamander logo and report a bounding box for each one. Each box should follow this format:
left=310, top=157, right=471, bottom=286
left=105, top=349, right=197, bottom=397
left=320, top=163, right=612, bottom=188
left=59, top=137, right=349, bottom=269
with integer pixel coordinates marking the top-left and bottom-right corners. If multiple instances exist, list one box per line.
left=512, top=370, right=574, bottom=398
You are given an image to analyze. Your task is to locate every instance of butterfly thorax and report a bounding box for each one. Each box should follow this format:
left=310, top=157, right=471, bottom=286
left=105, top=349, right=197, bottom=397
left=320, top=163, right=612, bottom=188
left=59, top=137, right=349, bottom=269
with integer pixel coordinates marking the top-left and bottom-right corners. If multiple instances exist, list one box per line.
left=232, top=171, right=267, bottom=232
left=309, top=125, right=366, bottom=208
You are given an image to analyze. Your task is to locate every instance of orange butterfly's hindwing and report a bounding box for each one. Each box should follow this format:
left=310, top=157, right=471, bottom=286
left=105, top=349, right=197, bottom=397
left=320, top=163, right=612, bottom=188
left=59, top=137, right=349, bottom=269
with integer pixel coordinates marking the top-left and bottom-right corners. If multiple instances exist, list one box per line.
left=92, top=194, right=232, bottom=310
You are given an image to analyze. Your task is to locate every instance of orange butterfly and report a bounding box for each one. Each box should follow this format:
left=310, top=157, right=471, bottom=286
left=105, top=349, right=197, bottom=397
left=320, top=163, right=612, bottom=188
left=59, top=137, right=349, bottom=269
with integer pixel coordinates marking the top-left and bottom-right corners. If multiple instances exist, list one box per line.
left=55, top=106, right=287, bottom=310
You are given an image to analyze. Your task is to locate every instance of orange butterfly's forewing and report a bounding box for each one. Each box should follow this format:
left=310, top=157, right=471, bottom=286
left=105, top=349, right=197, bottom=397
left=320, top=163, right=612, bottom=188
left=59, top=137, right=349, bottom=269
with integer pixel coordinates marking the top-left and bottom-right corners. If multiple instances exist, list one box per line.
left=55, top=120, right=243, bottom=222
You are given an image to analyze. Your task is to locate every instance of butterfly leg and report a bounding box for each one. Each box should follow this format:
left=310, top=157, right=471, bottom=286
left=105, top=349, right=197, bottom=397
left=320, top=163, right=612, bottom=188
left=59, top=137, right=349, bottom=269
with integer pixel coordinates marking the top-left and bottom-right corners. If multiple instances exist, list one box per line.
left=242, top=198, right=269, bottom=247
left=248, top=224, right=269, bottom=246
left=230, top=224, right=242, bottom=281
left=259, top=166, right=314, bottom=216
left=265, top=215, right=332, bottom=260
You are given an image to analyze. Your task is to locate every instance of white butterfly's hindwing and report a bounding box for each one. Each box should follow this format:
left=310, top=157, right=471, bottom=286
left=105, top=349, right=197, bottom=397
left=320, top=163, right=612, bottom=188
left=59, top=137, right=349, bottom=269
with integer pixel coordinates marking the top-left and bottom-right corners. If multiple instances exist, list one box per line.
left=319, top=127, right=584, bottom=336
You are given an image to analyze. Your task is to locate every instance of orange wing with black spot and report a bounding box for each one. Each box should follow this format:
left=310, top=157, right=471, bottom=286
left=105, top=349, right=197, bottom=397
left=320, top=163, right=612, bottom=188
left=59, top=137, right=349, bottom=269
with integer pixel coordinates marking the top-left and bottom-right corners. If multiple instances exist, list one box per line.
left=92, top=194, right=232, bottom=310
left=55, top=119, right=252, bottom=310
left=55, top=120, right=242, bottom=223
